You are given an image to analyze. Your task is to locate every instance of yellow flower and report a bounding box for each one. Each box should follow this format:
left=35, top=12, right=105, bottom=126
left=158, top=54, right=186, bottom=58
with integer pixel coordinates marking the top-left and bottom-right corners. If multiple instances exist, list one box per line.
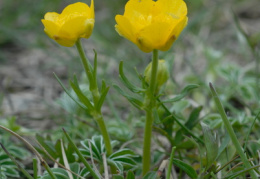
left=41, top=1, right=94, bottom=47
left=115, top=0, right=188, bottom=53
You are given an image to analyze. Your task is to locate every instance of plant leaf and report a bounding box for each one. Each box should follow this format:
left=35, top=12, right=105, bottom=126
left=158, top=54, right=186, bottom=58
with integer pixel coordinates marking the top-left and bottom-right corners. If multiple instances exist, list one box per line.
left=41, top=168, right=68, bottom=179
left=108, top=160, right=124, bottom=173
left=109, top=149, right=136, bottom=159
left=112, top=174, right=124, bottom=179
left=161, top=84, right=199, bottom=103
left=172, top=158, right=198, bottom=179
left=96, top=86, right=110, bottom=111
left=70, top=75, right=94, bottom=110
left=36, top=134, right=57, bottom=159
left=113, top=85, right=143, bottom=109
left=201, top=122, right=218, bottom=170
left=142, top=171, right=157, bottom=179
left=175, top=106, right=202, bottom=145
left=126, top=170, right=135, bottom=179
left=119, top=61, right=146, bottom=93
left=54, top=73, right=88, bottom=111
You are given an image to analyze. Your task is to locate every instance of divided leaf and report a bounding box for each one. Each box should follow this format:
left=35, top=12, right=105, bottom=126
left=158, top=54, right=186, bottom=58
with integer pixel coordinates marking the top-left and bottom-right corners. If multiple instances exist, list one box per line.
left=54, top=73, right=88, bottom=111
left=113, top=85, right=143, bottom=109
left=70, top=75, right=94, bottom=110
left=161, top=84, right=199, bottom=103
left=119, top=61, right=146, bottom=93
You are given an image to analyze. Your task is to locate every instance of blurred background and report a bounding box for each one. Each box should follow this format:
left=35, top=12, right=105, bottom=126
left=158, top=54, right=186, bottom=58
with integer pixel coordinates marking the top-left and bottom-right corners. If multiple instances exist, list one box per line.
left=0, top=0, right=260, bottom=133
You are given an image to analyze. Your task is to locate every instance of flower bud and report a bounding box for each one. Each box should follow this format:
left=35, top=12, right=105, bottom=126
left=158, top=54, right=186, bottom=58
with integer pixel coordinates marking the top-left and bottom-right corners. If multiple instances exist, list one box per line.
left=144, top=60, right=169, bottom=90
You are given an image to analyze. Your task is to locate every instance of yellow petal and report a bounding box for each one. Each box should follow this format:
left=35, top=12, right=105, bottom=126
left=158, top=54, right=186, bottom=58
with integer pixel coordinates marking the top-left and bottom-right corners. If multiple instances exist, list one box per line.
left=123, top=0, right=160, bottom=30
left=44, top=12, right=59, bottom=22
left=124, top=0, right=156, bottom=18
left=81, top=19, right=95, bottom=38
left=62, top=2, right=91, bottom=16
left=59, top=16, right=92, bottom=39
left=41, top=19, right=60, bottom=39
left=115, top=0, right=188, bottom=52
left=90, top=0, right=95, bottom=19
left=159, top=16, right=188, bottom=51
left=58, top=2, right=91, bottom=25
left=157, top=0, right=187, bottom=18
left=54, top=37, right=76, bottom=47
left=136, top=22, right=173, bottom=52
left=115, top=15, right=136, bottom=44
left=42, top=19, right=76, bottom=47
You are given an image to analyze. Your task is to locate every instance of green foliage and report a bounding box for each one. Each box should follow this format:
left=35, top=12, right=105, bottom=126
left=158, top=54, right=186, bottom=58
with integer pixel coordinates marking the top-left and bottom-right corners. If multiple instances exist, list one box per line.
left=107, top=120, right=135, bottom=142
left=57, top=85, right=86, bottom=114
left=1, top=0, right=260, bottom=178
left=0, top=117, right=21, bottom=133
left=172, top=159, right=198, bottom=179
left=201, top=122, right=218, bottom=171
left=0, top=152, right=19, bottom=178
left=79, top=135, right=137, bottom=173
left=161, top=84, right=199, bottom=103
left=0, top=135, right=31, bottom=179
left=39, top=163, right=89, bottom=179
left=35, top=134, right=76, bottom=165
left=142, top=171, right=157, bottom=179
left=126, top=170, right=135, bottom=179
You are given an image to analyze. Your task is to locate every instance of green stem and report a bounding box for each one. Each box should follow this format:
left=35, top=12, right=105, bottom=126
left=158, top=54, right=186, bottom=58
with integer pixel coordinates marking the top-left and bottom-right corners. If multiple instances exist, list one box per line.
left=95, top=114, right=117, bottom=174
left=166, top=146, right=176, bottom=179
left=75, top=40, right=100, bottom=105
left=33, top=158, right=38, bottom=179
left=149, top=50, right=159, bottom=97
left=142, top=49, right=159, bottom=176
left=209, top=83, right=258, bottom=179
left=43, top=163, right=57, bottom=179
left=142, top=110, right=154, bottom=176
left=75, top=40, right=115, bottom=174
left=95, top=115, right=113, bottom=156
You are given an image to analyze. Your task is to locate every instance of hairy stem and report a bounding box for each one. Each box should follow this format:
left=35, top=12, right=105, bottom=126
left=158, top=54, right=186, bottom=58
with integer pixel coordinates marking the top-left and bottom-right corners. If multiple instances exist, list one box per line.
left=75, top=40, right=116, bottom=174
left=142, top=49, right=158, bottom=176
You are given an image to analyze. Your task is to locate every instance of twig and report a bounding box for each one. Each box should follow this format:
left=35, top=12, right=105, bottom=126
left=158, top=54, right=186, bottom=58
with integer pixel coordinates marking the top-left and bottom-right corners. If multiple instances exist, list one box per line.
left=102, top=153, right=109, bottom=179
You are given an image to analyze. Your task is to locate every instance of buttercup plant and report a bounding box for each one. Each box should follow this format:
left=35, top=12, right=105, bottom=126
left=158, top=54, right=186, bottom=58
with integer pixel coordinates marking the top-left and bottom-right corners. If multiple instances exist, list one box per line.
left=42, top=0, right=116, bottom=174
left=42, top=0, right=189, bottom=177
left=1, top=0, right=259, bottom=178
left=115, top=0, right=188, bottom=175
left=41, top=0, right=188, bottom=176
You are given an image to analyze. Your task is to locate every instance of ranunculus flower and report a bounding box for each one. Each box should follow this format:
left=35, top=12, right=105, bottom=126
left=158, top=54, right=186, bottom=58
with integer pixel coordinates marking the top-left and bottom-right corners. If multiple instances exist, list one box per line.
left=41, top=1, right=94, bottom=47
left=115, top=0, right=188, bottom=53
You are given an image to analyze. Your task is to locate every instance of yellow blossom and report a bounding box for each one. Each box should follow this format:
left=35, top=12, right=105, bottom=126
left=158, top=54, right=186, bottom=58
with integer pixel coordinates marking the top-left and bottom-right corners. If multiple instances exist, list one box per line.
left=115, top=0, right=188, bottom=53
left=41, top=1, right=94, bottom=47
